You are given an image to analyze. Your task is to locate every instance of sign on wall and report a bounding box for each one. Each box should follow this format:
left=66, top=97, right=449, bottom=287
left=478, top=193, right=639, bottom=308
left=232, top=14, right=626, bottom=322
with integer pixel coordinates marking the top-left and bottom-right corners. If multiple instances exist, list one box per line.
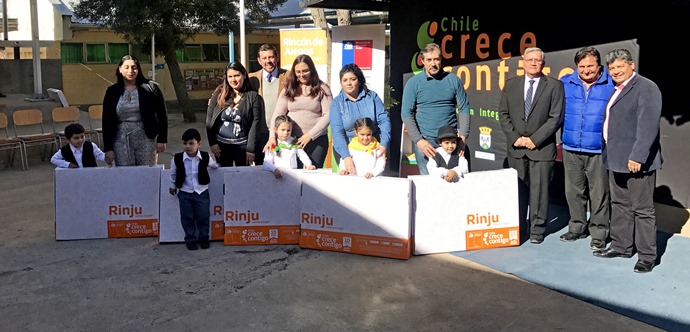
left=279, top=28, right=329, bottom=82
left=330, top=24, right=386, bottom=99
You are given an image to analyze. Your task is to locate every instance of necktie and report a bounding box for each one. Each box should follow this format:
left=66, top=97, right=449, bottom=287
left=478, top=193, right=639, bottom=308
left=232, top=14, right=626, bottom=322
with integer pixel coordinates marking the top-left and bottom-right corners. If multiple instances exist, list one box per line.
left=267, top=73, right=272, bottom=82
left=524, top=79, right=535, bottom=120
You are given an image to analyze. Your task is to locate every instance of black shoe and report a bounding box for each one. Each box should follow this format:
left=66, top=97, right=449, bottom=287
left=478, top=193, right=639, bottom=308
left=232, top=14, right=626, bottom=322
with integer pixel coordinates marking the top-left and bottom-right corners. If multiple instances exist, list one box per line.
left=589, top=239, right=606, bottom=251
left=559, top=232, right=587, bottom=242
left=199, top=240, right=210, bottom=249
left=186, top=242, right=198, bottom=251
left=593, top=248, right=632, bottom=258
left=530, top=235, right=544, bottom=244
left=633, top=260, right=655, bottom=273
left=0, top=92, right=6, bottom=98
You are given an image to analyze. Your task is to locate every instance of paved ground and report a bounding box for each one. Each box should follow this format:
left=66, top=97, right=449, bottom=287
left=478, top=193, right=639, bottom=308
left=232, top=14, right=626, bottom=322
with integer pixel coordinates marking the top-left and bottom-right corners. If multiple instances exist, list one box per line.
left=0, top=110, right=662, bottom=331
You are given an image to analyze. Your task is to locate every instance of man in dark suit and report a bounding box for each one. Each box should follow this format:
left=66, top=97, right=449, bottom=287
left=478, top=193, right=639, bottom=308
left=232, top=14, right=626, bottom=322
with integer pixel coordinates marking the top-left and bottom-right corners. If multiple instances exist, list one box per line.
left=498, top=47, right=564, bottom=244
left=593, top=48, right=662, bottom=274
left=247, top=44, right=288, bottom=128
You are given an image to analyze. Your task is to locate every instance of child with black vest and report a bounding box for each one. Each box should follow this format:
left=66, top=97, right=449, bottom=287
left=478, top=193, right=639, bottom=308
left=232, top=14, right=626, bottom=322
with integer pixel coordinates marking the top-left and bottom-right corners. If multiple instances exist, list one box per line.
left=51, top=123, right=106, bottom=168
left=169, top=128, right=219, bottom=250
left=427, top=125, right=469, bottom=183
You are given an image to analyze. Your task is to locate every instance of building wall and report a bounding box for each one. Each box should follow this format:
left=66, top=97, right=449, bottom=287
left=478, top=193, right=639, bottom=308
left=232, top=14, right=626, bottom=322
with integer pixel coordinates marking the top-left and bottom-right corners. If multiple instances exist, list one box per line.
left=0, top=59, right=62, bottom=95
left=4, top=0, right=63, bottom=41
left=61, top=29, right=280, bottom=106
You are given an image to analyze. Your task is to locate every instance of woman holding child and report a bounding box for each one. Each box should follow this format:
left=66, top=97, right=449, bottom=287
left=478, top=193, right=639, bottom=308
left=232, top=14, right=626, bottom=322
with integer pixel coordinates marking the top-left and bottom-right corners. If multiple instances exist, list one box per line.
left=206, top=61, right=269, bottom=167
left=329, top=63, right=391, bottom=175
left=264, top=54, right=332, bottom=168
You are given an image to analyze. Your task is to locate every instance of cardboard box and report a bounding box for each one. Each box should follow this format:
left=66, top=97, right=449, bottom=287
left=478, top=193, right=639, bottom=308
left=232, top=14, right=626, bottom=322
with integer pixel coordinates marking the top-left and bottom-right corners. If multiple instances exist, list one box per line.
left=158, top=167, right=233, bottom=243
left=54, top=166, right=161, bottom=240
left=299, top=172, right=412, bottom=260
left=410, top=168, right=520, bottom=255
left=223, top=167, right=302, bottom=245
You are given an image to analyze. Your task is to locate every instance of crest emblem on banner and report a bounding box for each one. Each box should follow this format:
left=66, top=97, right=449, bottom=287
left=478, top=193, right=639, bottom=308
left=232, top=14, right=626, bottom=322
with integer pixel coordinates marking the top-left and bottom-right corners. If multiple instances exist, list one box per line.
left=479, top=126, right=492, bottom=150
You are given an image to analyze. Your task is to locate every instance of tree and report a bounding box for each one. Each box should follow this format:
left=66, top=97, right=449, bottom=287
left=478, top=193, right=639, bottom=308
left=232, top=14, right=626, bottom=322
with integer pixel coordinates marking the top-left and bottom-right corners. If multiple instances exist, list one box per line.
left=74, top=0, right=287, bottom=122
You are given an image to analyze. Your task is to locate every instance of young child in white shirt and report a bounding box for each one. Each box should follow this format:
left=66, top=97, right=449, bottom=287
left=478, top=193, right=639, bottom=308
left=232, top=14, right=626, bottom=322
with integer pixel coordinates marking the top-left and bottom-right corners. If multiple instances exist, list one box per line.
left=51, top=123, right=106, bottom=168
left=427, top=125, right=469, bottom=182
left=263, top=115, right=315, bottom=178
left=169, top=128, right=219, bottom=250
left=338, top=117, right=385, bottom=179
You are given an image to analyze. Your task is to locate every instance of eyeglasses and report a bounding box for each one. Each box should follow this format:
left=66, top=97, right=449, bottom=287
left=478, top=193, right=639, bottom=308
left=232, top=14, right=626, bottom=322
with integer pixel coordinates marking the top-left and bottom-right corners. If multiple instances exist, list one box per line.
left=295, top=69, right=311, bottom=76
left=524, top=58, right=543, bottom=64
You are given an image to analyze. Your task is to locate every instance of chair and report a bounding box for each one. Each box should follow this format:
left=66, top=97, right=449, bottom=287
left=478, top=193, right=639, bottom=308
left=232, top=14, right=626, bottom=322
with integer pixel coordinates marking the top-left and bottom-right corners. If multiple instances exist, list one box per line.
left=0, top=113, right=28, bottom=170
left=51, top=106, right=97, bottom=147
left=12, top=109, right=59, bottom=164
left=87, top=105, right=103, bottom=147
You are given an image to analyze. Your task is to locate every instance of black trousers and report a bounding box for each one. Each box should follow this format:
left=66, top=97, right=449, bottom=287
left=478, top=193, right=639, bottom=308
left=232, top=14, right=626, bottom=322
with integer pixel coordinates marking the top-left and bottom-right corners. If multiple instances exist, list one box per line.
left=508, top=156, right=554, bottom=240
left=609, top=170, right=657, bottom=261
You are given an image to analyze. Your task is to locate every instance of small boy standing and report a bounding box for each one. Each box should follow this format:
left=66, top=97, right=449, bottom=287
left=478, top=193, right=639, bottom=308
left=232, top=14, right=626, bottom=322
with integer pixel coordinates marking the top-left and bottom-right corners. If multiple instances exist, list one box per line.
left=51, top=123, right=106, bottom=168
left=427, top=125, right=469, bottom=182
left=169, top=128, right=219, bottom=250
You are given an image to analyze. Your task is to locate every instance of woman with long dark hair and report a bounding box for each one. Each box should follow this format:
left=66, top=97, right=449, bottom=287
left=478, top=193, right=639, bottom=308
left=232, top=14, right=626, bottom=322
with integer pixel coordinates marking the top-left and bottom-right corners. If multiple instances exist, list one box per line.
left=102, top=55, right=168, bottom=166
left=206, top=61, right=269, bottom=167
left=264, top=54, right=332, bottom=168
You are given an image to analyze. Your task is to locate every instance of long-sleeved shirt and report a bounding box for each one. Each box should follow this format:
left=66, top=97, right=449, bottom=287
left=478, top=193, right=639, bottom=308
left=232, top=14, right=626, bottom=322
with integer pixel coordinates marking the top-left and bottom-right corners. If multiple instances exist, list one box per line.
left=427, top=147, right=469, bottom=181
left=263, top=137, right=313, bottom=172
left=269, top=82, right=332, bottom=140
left=169, top=150, right=219, bottom=194
left=51, top=142, right=106, bottom=168
left=401, top=70, right=471, bottom=143
left=339, top=137, right=385, bottom=177
left=330, top=88, right=391, bottom=158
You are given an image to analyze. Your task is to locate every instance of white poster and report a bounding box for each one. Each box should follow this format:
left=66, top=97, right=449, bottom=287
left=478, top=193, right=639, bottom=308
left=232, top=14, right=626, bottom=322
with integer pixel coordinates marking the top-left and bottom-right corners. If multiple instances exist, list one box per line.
left=330, top=24, right=386, bottom=98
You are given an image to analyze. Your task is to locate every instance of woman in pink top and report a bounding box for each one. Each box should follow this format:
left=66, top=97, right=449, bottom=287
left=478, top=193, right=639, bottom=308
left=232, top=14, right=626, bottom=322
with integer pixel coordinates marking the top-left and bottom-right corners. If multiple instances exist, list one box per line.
left=264, top=54, right=332, bottom=168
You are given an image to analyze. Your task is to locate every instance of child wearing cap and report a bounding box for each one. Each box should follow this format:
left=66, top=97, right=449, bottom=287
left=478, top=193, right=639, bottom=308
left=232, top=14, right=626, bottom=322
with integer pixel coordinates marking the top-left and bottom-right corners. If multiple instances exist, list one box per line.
left=427, top=125, right=468, bottom=182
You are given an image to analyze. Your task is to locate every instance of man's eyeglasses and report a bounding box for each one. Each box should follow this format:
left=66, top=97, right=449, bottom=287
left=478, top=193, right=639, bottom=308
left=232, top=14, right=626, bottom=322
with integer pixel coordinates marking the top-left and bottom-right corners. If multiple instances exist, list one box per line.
left=524, top=58, right=543, bottom=64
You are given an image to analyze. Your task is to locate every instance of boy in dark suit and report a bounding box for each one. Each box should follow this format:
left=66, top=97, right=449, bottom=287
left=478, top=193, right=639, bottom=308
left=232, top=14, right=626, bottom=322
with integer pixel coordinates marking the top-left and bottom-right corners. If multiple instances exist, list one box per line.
left=498, top=47, right=565, bottom=245
left=169, top=128, right=219, bottom=250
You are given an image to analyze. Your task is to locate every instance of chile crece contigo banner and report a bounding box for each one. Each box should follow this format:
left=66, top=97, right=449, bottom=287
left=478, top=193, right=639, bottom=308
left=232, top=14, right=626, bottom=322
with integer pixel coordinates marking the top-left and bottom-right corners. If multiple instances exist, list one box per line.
left=389, top=1, right=690, bottom=208
left=388, top=1, right=644, bottom=176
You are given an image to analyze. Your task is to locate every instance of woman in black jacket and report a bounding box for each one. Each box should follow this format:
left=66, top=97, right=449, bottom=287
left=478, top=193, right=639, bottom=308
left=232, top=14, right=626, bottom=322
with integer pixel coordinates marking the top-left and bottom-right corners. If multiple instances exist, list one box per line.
left=102, top=55, right=168, bottom=166
left=206, top=62, right=269, bottom=167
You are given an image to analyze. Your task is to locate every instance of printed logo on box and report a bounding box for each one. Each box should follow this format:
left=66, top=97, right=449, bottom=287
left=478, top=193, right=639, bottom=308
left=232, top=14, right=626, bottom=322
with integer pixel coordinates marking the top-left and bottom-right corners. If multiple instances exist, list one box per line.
left=107, top=219, right=158, bottom=238
left=224, top=225, right=299, bottom=245
left=465, top=227, right=519, bottom=250
left=211, top=220, right=224, bottom=240
left=302, top=212, right=342, bottom=230
left=225, top=209, right=259, bottom=224
left=316, top=233, right=343, bottom=250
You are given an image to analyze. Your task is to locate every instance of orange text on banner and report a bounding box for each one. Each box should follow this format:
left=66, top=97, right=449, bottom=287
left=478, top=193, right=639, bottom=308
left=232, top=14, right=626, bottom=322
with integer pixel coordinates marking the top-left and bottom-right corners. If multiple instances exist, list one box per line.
left=107, top=219, right=159, bottom=238
left=224, top=225, right=300, bottom=245
left=465, top=227, right=520, bottom=250
left=300, top=229, right=410, bottom=260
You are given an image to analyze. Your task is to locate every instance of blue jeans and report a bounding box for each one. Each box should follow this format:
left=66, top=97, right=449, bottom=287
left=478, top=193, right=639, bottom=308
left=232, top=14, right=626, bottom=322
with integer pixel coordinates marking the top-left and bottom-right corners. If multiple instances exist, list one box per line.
left=177, top=190, right=210, bottom=244
left=412, top=138, right=439, bottom=175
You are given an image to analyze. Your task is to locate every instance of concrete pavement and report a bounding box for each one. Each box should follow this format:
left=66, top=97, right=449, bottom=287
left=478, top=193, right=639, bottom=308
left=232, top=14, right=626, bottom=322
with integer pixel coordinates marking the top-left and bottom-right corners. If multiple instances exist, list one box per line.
left=0, top=111, right=661, bottom=331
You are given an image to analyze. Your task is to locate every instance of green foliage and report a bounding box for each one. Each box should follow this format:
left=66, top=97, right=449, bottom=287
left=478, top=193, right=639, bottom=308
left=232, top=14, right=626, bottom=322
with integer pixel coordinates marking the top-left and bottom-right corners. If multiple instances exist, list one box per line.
left=384, top=80, right=399, bottom=111
left=73, top=0, right=288, bottom=57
